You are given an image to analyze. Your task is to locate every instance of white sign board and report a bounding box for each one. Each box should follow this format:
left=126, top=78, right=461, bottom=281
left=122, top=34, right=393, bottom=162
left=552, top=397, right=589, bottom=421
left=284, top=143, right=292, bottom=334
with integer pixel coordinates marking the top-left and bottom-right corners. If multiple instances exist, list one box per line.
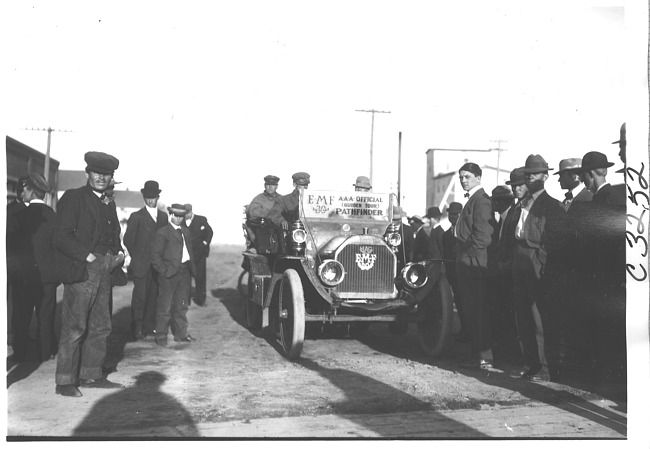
left=301, top=190, right=392, bottom=221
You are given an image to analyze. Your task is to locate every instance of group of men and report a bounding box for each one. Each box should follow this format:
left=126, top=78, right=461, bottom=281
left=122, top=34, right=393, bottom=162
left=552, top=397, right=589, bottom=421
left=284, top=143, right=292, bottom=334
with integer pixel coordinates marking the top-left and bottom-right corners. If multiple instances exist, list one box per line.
left=404, top=125, right=626, bottom=383
left=6, top=151, right=213, bottom=397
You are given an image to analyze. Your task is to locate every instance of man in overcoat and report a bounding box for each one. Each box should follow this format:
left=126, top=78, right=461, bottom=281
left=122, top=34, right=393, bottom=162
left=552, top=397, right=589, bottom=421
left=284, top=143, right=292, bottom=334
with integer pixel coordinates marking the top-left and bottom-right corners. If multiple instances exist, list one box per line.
left=123, top=180, right=168, bottom=339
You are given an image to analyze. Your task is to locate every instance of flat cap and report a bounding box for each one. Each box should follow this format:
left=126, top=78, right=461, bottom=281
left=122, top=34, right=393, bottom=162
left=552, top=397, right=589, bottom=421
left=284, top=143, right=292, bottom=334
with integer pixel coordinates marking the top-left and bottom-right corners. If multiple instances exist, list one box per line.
left=446, top=202, right=463, bottom=214
left=506, top=167, right=526, bottom=186
left=168, top=204, right=189, bottom=216
left=85, top=151, right=119, bottom=175
left=491, top=185, right=513, bottom=198
left=554, top=158, right=582, bottom=175
left=264, top=175, right=280, bottom=185
left=292, top=172, right=310, bottom=186
left=26, top=172, right=51, bottom=193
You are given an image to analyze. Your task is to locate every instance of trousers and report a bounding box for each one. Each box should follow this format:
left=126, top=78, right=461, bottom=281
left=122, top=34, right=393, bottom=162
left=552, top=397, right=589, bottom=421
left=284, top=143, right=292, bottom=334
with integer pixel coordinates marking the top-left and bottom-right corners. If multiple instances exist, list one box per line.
left=130, top=266, right=159, bottom=335
left=155, top=264, right=191, bottom=341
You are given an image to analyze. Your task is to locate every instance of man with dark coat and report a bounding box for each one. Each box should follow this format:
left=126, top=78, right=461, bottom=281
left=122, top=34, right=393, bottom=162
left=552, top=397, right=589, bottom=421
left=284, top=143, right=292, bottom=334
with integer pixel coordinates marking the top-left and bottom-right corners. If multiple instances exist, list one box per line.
left=413, top=207, right=440, bottom=263
left=123, top=180, right=168, bottom=339
left=53, top=152, right=125, bottom=397
left=183, top=204, right=213, bottom=306
left=152, top=204, right=197, bottom=345
left=455, top=162, right=494, bottom=369
left=442, top=202, right=465, bottom=340
left=11, top=173, right=59, bottom=362
left=269, top=172, right=310, bottom=230
left=554, top=158, right=593, bottom=211
left=512, top=155, right=565, bottom=382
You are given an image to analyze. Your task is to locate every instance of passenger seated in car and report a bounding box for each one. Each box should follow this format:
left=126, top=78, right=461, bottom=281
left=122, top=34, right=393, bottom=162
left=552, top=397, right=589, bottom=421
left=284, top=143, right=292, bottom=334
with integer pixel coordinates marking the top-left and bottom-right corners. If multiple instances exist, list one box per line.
left=247, top=175, right=283, bottom=254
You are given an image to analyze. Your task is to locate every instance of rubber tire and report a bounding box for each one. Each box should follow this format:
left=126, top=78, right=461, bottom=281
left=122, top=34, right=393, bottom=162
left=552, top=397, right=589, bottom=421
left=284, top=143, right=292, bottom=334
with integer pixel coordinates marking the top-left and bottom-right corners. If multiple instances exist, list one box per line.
left=278, top=269, right=306, bottom=360
left=418, top=274, right=454, bottom=357
left=238, top=270, right=249, bottom=300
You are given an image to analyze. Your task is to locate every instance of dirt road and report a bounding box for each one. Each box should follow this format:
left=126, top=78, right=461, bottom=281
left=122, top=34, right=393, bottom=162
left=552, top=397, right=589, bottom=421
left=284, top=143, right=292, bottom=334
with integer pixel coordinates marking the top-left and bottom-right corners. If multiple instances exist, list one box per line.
left=6, top=245, right=628, bottom=439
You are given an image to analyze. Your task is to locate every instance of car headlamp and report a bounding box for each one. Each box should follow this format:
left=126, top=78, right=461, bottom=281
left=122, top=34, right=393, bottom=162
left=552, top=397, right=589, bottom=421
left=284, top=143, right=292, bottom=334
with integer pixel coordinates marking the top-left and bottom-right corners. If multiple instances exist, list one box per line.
left=400, top=263, right=428, bottom=289
left=292, top=228, right=307, bottom=244
left=387, top=232, right=402, bottom=247
left=318, top=260, right=345, bottom=287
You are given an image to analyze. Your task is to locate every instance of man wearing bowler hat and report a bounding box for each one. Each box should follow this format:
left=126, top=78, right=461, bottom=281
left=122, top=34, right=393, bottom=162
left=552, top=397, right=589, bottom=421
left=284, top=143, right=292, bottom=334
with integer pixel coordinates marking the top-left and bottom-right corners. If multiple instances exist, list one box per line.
left=124, top=180, right=168, bottom=340
left=577, top=151, right=626, bottom=206
left=511, top=155, right=565, bottom=382
left=455, top=162, right=494, bottom=369
left=183, top=203, right=213, bottom=306
left=53, top=151, right=125, bottom=397
left=152, top=204, right=197, bottom=346
left=555, top=158, right=593, bottom=211
left=353, top=176, right=372, bottom=192
left=11, top=173, right=59, bottom=362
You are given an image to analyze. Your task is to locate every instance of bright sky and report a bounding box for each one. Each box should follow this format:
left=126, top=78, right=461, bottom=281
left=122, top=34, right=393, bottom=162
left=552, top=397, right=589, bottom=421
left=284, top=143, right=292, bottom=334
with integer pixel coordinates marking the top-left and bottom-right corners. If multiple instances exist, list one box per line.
left=0, top=0, right=636, bottom=244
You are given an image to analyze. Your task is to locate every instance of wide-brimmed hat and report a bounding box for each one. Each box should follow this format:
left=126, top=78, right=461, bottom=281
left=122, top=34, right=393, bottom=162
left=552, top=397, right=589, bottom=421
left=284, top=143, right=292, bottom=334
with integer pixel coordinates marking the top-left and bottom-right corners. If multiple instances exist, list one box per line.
left=292, top=172, right=310, bottom=186
left=612, top=122, right=626, bottom=144
left=26, top=172, right=51, bottom=194
left=505, top=168, right=526, bottom=186
left=446, top=202, right=463, bottom=214
left=577, top=151, right=615, bottom=172
left=491, top=185, right=513, bottom=199
left=184, top=203, right=193, bottom=212
left=408, top=215, right=423, bottom=225
left=264, top=175, right=280, bottom=185
left=554, top=158, right=582, bottom=175
left=85, top=151, right=119, bottom=175
left=167, top=204, right=188, bottom=216
left=520, top=154, right=552, bottom=174
left=353, top=176, right=372, bottom=190
left=425, top=206, right=441, bottom=220
left=141, top=180, right=161, bottom=198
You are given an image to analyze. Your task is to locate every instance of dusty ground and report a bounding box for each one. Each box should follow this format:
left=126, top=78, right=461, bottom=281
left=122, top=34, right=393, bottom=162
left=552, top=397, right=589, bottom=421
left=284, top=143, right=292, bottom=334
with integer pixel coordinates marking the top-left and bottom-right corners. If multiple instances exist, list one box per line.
left=6, top=245, right=629, bottom=439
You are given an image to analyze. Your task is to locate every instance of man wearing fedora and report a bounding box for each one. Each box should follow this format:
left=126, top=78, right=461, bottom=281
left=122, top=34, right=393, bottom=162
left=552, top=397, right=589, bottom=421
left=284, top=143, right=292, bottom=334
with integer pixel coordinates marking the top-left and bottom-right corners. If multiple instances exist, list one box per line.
left=555, top=158, right=593, bottom=211
left=455, top=162, right=494, bottom=369
left=152, top=204, right=197, bottom=346
left=123, top=180, right=168, bottom=340
left=183, top=204, right=213, bottom=307
left=53, top=151, right=125, bottom=397
left=511, top=155, right=565, bottom=382
left=353, top=176, right=372, bottom=192
left=10, top=173, right=59, bottom=363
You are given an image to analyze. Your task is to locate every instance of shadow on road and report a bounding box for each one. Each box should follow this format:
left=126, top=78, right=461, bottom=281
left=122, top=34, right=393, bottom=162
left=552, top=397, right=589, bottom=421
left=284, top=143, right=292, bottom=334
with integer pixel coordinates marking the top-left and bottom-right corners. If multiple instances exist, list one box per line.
left=73, top=371, right=199, bottom=438
left=212, top=287, right=247, bottom=330
left=103, top=306, right=133, bottom=374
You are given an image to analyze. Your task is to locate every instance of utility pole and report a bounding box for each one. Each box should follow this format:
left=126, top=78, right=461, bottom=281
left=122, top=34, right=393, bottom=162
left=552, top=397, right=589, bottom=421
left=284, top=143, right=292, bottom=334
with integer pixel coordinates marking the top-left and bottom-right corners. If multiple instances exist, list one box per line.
left=490, top=139, right=507, bottom=185
left=24, top=127, right=72, bottom=183
left=355, top=109, right=391, bottom=186
left=397, top=132, right=402, bottom=206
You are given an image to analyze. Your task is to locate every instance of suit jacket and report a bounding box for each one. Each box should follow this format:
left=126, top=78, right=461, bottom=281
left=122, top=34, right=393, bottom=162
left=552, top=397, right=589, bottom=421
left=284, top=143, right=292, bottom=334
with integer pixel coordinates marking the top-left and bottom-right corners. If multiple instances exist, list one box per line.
left=594, top=183, right=626, bottom=207
left=563, top=185, right=593, bottom=211
left=412, top=226, right=430, bottom=262
left=185, top=214, right=213, bottom=260
left=151, top=224, right=197, bottom=279
left=54, top=185, right=123, bottom=284
left=520, top=190, right=565, bottom=276
left=455, top=188, right=493, bottom=268
left=123, top=207, right=168, bottom=278
left=13, top=202, right=59, bottom=284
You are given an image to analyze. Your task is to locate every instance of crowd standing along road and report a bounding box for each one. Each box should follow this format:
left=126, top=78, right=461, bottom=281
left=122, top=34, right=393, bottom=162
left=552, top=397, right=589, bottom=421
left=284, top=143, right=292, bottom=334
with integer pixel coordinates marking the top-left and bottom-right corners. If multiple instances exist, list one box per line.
left=7, top=245, right=627, bottom=439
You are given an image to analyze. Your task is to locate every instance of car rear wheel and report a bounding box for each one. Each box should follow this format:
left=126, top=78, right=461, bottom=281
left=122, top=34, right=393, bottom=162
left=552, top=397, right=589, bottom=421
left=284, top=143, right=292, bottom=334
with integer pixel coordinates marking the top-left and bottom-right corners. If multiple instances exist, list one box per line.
left=237, top=270, right=249, bottom=299
left=418, top=274, right=453, bottom=357
left=279, top=269, right=305, bottom=360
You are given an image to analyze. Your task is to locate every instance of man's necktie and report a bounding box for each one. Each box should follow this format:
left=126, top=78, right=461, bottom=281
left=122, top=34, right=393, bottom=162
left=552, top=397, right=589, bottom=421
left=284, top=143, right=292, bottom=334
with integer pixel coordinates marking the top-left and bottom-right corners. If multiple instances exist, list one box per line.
left=464, top=192, right=470, bottom=198
left=564, top=191, right=573, bottom=204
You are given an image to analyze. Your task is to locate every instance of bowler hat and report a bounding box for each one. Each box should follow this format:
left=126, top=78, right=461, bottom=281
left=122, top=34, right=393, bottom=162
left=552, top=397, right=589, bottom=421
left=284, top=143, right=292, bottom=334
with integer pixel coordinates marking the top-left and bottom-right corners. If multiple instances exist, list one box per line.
left=167, top=204, right=188, bottom=216
left=446, top=202, right=463, bottom=215
left=292, top=172, right=310, bottom=186
left=264, top=175, right=280, bottom=185
left=577, top=151, right=615, bottom=172
left=141, top=180, right=162, bottom=198
left=353, top=176, right=372, bottom=190
left=425, top=206, right=441, bottom=220
left=505, top=168, right=526, bottom=186
left=85, top=151, right=119, bottom=175
left=491, top=185, right=513, bottom=199
left=520, top=154, right=552, bottom=174
left=554, top=158, right=582, bottom=175
left=26, top=172, right=51, bottom=194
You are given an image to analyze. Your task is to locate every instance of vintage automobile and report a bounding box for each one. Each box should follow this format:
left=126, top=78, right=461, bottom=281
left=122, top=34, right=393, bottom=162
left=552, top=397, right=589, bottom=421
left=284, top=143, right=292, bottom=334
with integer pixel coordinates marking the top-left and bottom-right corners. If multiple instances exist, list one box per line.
left=240, top=189, right=454, bottom=360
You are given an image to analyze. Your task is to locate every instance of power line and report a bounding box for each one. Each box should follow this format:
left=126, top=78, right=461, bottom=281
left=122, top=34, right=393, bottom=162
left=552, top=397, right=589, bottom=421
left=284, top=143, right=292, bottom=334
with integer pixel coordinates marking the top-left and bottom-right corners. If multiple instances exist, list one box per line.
left=24, top=127, right=73, bottom=182
left=355, top=109, right=391, bottom=186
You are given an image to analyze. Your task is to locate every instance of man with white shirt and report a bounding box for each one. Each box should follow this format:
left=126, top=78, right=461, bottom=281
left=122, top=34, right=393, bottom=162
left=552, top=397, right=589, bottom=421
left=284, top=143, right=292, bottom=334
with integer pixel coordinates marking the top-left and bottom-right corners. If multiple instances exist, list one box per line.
left=124, top=181, right=168, bottom=340
left=512, top=155, right=565, bottom=382
left=152, top=204, right=197, bottom=347
left=554, top=158, right=593, bottom=211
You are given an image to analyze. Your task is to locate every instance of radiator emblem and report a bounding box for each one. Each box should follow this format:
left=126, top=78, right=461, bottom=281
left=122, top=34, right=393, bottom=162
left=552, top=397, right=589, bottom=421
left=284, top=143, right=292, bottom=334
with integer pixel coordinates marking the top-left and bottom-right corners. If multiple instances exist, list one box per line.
left=355, top=246, right=377, bottom=271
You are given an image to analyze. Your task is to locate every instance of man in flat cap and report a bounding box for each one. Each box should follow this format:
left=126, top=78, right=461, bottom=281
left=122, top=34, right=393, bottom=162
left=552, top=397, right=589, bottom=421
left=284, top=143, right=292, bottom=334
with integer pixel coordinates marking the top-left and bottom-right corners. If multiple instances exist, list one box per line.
left=10, top=173, right=59, bottom=363
left=511, top=155, right=565, bottom=382
left=248, top=175, right=281, bottom=220
left=183, top=204, right=213, bottom=307
left=152, top=204, right=197, bottom=346
left=246, top=175, right=283, bottom=254
left=555, top=158, right=593, bottom=211
left=53, top=151, right=125, bottom=396
left=353, top=176, right=372, bottom=192
left=269, top=172, right=310, bottom=232
left=455, top=162, right=494, bottom=369
left=123, top=181, right=168, bottom=340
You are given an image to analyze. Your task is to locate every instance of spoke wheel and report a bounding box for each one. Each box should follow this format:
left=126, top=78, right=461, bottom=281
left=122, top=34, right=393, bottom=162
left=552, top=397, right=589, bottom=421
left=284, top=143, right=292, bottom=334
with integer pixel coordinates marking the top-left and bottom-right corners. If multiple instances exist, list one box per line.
left=278, top=269, right=305, bottom=360
left=418, top=274, right=454, bottom=357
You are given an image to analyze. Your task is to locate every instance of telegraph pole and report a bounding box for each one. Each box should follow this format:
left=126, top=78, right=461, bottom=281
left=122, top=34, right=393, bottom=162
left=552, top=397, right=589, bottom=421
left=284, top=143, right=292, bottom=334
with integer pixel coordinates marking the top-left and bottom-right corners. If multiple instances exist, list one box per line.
left=397, top=131, right=402, bottom=206
left=490, top=139, right=508, bottom=185
left=355, top=109, right=391, bottom=186
left=24, top=127, right=72, bottom=182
